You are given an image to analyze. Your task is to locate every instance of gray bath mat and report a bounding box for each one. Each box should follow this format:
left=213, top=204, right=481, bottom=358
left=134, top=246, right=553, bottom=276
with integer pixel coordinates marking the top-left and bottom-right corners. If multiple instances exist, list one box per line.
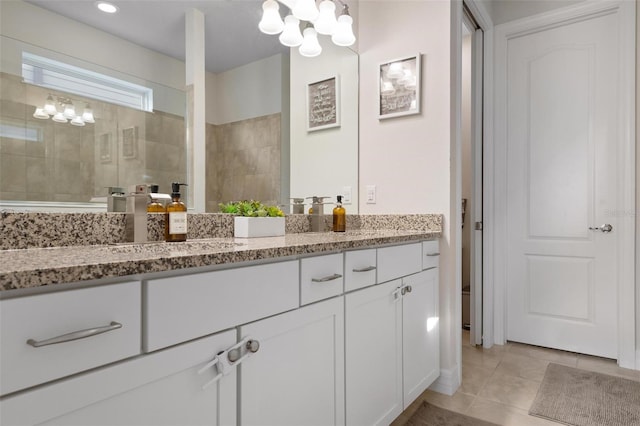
left=529, top=363, right=640, bottom=426
left=405, top=401, right=499, bottom=426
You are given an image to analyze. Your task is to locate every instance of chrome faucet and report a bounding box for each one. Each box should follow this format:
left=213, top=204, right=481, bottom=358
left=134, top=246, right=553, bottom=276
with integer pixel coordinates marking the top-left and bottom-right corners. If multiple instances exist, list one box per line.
left=107, top=187, right=127, bottom=212
left=125, top=184, right=150, bottom=243
left=307, top=196, right=330, bottom=232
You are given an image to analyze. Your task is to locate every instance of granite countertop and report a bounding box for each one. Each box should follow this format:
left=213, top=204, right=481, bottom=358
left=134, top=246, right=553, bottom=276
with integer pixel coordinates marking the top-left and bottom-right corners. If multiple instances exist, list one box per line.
left=0, top=229, right=441, bottom=292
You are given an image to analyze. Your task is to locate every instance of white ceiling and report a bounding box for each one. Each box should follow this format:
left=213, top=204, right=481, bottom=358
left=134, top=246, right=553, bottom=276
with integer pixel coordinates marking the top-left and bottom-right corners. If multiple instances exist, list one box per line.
left=25, top=0, right=289, bottom=74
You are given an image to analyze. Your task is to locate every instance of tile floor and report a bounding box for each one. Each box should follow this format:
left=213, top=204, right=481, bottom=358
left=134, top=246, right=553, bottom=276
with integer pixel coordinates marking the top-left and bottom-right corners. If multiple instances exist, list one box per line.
left=392, top=330, right=640, bottom=425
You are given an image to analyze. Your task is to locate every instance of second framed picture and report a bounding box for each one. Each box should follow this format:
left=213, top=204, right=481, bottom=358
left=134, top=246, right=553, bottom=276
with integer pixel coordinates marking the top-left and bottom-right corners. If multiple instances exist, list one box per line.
left=378, top=54, right=421, bottom=120
left=307, top=76, right=340, bottom=132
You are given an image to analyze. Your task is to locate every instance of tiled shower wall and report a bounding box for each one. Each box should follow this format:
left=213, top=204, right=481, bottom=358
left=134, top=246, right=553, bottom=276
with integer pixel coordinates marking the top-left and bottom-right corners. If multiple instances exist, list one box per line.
left=205, top=113, right=281, bottom=212
left=0, top=72, right=186, bottom=203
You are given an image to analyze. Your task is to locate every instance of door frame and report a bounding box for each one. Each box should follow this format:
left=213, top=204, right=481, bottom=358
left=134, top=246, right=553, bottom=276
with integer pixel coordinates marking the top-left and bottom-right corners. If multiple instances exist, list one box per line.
left=491, top=1, right=636, bottom=368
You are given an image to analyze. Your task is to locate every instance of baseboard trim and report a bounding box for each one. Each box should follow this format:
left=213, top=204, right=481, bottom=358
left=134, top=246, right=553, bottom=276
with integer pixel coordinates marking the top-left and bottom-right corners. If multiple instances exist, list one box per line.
left=429, top=365, right=460, bottom=396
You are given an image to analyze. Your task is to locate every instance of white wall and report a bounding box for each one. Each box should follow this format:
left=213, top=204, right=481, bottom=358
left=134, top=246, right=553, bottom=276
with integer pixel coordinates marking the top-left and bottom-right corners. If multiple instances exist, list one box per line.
left=290, top=40, right=359, bottom=214
left=358, top=0, right=456, bottom=378
left=208, top=54, right=285, bottom=125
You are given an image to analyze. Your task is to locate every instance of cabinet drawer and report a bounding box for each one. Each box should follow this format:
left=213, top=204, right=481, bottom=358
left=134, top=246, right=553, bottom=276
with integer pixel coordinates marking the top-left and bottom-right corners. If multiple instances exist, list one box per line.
left=0, top=282, right=141, bottom=396
left=422, top=240, right=440, bottom=270
left=377, top=243, right=422, bottom=283
left=145, top=260, right=299, bottom=352
left=1, top=330, right=237, bottom=426
left=300, top=253, right=344, bottom=305
left=344, top=249, right=377, bottom=292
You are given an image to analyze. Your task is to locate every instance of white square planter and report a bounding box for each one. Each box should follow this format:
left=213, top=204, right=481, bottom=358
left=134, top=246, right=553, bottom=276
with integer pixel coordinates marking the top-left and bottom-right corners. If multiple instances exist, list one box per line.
left=234, top=216, right=285, bottom=238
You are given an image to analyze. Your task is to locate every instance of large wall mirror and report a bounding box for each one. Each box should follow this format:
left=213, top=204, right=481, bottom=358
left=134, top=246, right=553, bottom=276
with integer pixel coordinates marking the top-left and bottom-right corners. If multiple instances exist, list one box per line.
left=0, top=0, right=359, bottom=214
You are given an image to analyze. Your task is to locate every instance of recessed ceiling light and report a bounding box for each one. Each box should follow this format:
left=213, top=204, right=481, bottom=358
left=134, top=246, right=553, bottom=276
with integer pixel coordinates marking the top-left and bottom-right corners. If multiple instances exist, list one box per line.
left=96, top=1, right=118, bottom=13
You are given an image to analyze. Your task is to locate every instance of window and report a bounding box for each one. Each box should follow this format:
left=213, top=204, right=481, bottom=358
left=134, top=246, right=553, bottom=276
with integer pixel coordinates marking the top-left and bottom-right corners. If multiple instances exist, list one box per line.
left=22, top=52, right=153, bottom=112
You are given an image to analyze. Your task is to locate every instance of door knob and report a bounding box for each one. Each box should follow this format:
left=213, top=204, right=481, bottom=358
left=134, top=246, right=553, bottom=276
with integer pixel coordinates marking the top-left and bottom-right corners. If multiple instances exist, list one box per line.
left=588, top=224, right=613, bottom=233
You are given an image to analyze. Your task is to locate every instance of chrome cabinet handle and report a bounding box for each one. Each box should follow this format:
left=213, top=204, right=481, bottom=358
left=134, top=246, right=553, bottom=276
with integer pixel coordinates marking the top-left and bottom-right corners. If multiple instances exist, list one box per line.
left=311, top=273, right=342, bottom=283
left=246, top=339, right=260, bottom=353
left=352, top=266, right=376, bottom=273
left=406, top=285, right=412, bottom=293
left=26, top=321, right=122, bottom=348
left=401, top=287, right=407, bottom=296
left=588, top=224, right=613, bottom=233
left=426, top=253, right=440, bottom=257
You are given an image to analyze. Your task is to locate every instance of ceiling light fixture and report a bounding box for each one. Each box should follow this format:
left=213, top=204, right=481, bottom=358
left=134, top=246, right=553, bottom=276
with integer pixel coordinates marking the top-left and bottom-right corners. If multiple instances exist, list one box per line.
left=258, top=0, right=355, bottom=57
left=33, top=95, right=96, bottom=127
left=96, top=1, right=119, bottom=14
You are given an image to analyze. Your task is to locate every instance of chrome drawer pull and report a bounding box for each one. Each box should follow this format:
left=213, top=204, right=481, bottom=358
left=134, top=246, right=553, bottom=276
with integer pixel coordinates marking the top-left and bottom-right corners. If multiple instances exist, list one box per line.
left=26, top=322, right=122, bottom=348
left=352, top=266, right=376, bottom=273
left=311, top=273, right=343, bottom=283
left=426, top=253, right=440, bottom=257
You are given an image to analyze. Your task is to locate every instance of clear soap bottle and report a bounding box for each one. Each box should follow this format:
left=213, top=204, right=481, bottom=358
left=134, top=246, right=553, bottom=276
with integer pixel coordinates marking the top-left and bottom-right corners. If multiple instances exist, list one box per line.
left=165, top=182, right=188, bottom=242
left=333, top=195, right=346, bottom=232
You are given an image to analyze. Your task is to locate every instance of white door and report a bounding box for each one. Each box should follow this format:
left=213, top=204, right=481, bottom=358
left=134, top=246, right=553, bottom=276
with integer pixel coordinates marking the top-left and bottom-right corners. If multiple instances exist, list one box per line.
left=506, top=11, right=620, bottom=358
left=239, top=297, right=345, bottom=426
left=345, top=279, right=403, bottom=426
left=470, top=26, right=484, bottom=347
left=402, top=269, right=439, bottom=406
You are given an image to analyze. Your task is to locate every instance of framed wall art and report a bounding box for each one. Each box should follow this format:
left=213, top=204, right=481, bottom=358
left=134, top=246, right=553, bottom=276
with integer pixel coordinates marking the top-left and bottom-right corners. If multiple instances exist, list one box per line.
left=378, top=54, right=421, bottom=119
left=307, top=76, right=340, bottom=131
left=122, top=126, right=138, bottom=159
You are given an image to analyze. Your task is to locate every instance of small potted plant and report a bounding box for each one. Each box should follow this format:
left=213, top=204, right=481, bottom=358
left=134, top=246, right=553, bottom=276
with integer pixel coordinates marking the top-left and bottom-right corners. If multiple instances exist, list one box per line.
left=219, top=200, right=285, bottom=238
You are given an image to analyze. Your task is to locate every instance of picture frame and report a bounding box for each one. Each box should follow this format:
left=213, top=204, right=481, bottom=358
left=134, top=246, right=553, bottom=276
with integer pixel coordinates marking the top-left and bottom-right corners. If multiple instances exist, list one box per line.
left=307, top=76, right=340, bottom=131
left=378, top=54, right=421, bottom=119
left=99, top=133, right=112, bottom=163
left=122, top=126, right=138, bottom=159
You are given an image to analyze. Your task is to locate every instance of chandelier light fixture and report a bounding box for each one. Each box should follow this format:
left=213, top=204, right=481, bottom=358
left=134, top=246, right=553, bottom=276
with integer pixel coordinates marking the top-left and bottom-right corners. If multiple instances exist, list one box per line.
left=33, top=94, right=95, bottom=127
left=258, top=0, right=355, bottom=58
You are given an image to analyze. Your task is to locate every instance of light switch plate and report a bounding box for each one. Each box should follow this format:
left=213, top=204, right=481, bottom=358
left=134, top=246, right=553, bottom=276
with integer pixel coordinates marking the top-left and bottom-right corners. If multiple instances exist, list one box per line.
left=342, top=186, right=352, bottom=204
left=366, top=185, right=376, bottom=204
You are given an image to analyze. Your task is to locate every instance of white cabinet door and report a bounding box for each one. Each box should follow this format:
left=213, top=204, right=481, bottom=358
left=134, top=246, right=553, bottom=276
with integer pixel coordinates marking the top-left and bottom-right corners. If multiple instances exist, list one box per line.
left=1, top=331, right=237, bottom=426
left=402, top=269, right=439, bottom=407
left=345, top=279, right=403, bottom=426
left=239, top=297, right=345, bottom=426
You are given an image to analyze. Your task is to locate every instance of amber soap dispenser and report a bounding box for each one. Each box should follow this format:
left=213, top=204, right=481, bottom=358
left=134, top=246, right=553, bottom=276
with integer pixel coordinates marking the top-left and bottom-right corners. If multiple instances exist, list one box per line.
left=332, top=195, right=346, bottom=232
left=165, top=182, right=188, bottom=242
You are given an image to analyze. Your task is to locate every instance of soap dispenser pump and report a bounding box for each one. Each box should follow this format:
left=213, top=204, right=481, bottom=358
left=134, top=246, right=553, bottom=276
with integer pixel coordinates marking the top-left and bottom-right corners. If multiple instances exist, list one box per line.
left=332, top=195, right=346, bottom=232
left=165, top=182, right=188, bottom=242
left=147, top=184, right=165, bottom=213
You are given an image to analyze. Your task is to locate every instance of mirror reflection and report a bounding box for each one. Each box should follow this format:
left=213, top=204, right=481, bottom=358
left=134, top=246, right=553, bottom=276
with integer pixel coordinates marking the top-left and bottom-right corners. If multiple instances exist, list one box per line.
left=0, top=0, right=359, bottom=213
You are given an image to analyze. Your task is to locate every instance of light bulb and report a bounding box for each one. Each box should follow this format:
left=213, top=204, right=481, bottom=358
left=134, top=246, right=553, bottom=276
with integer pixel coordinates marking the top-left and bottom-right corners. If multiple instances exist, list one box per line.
left=386, top=62, right=404, bottom=79
left=70, top=115, right=85, bottom=126
left=299, top=27, right=322, bottom=58
left=279, top=15, right=303, bottom=47
left=82, top=106, right=95, bottom=123
left=63, top=103, right=76, bottom=119
left=314, top=0, right=337, bottom=35
left=52, top=112, right=68, bottom=123
left=96, top=1, right=118, bottom=13
left=258, top=0, right=284, bottom=35
left=331, top=13, right=355, bottom=47
left=292, top=0, right=319, bottom=22
left=44, top=95, right=57, bottom=115
left=33, top=107, right=49, bottom=119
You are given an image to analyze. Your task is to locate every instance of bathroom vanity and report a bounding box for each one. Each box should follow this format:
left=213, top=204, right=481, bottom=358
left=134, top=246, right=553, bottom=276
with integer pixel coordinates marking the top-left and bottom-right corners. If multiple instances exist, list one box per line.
left=0, top=228, right=440, bottom=426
